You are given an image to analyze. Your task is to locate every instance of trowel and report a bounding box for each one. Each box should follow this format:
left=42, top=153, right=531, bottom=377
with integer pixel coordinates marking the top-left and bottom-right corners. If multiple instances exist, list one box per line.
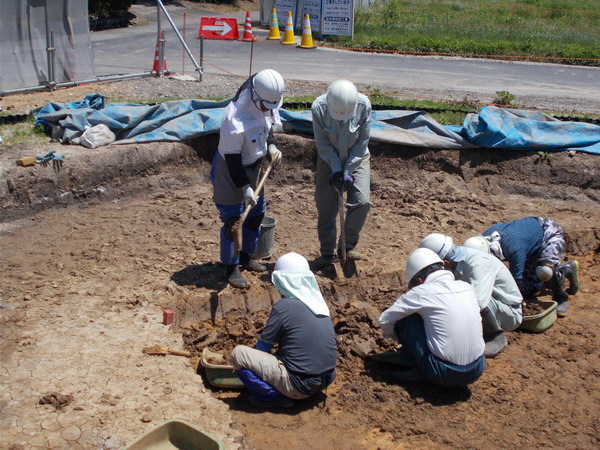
left=142, top=345, right=191, bottom=357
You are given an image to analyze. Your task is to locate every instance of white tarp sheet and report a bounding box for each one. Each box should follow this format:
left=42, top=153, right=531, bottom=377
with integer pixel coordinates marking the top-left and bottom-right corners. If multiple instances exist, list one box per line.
left=0, top=0, right=95, bottom=92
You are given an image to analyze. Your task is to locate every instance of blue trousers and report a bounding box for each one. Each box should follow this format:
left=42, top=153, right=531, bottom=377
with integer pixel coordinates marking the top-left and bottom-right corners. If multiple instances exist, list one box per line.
left=216, top=199, right=266, bottom=265
left=394, top=315, right=485, bottom=387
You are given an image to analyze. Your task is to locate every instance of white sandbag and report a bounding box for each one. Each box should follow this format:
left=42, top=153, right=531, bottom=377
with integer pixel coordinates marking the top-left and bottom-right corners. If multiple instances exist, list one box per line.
left=80, top=124, right=116, bottom=148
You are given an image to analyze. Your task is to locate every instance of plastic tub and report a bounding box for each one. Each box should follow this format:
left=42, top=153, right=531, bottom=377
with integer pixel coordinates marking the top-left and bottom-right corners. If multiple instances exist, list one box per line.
left=519, top=300, right=558, bottom=333
left=201, top=348, right=244, bottom=389
left=124, top=419, right=223, bottom=450
left=250, top=216, right=277, bottom=260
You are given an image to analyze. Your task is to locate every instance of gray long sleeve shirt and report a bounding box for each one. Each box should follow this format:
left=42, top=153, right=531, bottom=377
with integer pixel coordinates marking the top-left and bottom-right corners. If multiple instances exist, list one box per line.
left=311, top=93, right=372, bottom=175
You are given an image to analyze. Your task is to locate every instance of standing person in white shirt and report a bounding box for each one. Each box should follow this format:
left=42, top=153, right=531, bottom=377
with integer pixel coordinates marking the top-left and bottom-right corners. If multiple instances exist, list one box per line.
left=211, top=69, right=284, bottom=288
left=379, top=248, right=486, bottom=386
left=420, top=233, right=523, bottom=358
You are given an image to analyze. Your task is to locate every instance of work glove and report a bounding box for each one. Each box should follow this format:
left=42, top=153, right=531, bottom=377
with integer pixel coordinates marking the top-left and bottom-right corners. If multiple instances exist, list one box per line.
left=242, top=184, right=257, bottom=208
left=267, top=144, right=282, bottom=166
left=329, top=171, right=354, bottom=191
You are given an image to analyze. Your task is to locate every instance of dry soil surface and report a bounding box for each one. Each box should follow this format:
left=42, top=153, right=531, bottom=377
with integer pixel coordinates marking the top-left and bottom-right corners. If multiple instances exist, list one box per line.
left=1, top=78, right=599, bottom=449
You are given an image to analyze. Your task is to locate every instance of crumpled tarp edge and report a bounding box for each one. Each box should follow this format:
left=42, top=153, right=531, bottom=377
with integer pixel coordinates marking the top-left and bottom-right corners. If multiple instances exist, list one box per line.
left=32, top=95, right=600, bottom=154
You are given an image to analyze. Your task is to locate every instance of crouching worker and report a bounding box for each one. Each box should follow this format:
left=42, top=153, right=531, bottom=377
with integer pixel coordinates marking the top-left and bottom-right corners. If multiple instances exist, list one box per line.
left=464, top=216, right=580, bottom=317
left=231, top=252, right=337, bottom=408
left=379, top=248, right=486, bottom=387
left=420, top=234, right=523, bottom=358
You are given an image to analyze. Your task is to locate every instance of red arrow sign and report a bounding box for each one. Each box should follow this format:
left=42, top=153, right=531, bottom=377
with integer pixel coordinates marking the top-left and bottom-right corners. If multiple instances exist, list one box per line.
left=198, top=17, right=240, bottom=40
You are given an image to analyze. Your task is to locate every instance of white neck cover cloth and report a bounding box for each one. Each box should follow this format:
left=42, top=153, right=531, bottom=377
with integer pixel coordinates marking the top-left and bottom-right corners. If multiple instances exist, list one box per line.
left=272, top=270, right=330, bottom=317
left=488, top=231, right=505, bottom=260
left=225, top=82, right=282, bottom=134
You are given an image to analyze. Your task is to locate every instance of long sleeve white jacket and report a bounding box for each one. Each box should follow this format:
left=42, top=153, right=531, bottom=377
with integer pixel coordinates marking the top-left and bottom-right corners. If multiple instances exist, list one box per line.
left=379, top=270, right=484, bottom=366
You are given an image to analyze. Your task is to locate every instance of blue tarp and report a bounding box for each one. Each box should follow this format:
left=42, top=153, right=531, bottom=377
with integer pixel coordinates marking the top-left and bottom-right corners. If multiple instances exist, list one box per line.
left=448, top=106, right=600, bottom=154
left=34, top=94, right=600, bottom=154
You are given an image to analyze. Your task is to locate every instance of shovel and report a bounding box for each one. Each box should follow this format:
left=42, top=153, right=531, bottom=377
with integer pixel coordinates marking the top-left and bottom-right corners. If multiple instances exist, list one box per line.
left=232, top=159, right=275, bottom=259
left=336, top=185, right=356, bottom=278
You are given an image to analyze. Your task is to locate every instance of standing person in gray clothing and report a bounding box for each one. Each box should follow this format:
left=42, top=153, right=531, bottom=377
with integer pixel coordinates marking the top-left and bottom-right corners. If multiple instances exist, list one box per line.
left=231, top=252, right=337, bottom=408
left=310, top=80, right=372, bottom=269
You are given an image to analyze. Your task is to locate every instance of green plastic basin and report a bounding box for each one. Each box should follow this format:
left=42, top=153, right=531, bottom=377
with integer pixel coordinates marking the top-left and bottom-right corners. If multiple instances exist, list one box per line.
left=201, top=348, right=244, bottom=389
left=519, top=300, right=557, bottom=333
left=123, top=419, right=223, bottom=450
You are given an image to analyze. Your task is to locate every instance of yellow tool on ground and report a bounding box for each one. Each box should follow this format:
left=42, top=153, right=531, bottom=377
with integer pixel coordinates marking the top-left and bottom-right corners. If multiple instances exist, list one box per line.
left=16, top=157, right=37, bottom=167
left=142, top=345, right=191, bottom=357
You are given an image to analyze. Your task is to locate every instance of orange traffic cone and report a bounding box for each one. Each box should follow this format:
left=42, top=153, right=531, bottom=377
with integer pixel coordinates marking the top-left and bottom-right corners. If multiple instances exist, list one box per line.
left=298, top=14, right=316, bottom=49
left=267, top=8, right=281, bottom=40
left=152, top=31, right=168, bottom=73
left=281, top=11, right=295, bottom=45
left=240, top=11, right=256, bottom=42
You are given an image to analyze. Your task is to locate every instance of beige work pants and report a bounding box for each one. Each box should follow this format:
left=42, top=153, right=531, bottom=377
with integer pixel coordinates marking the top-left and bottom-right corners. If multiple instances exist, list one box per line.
left=231, top=345, right=309, bottom=400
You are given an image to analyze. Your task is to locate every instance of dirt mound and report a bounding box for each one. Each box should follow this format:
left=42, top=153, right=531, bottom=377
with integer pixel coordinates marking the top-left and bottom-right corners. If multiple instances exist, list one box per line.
left=164, top=133, right=599, bottom=448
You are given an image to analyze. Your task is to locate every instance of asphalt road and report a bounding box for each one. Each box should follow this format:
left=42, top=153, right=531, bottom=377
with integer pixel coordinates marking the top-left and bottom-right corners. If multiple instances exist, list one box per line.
left=92, top=4, right=600, bottom=105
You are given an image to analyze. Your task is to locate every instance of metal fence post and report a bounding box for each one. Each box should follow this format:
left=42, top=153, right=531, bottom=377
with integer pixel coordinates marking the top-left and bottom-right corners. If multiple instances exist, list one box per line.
left=44, top=3, right=56, bottom=91
left=159, top=31, right=166, bottom=77
left=199, top=36, right=204, bottom=82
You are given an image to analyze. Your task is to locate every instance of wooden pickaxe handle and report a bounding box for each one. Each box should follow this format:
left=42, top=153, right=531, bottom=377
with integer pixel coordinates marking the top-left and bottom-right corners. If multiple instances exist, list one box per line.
left=233, top=159, right=275, bottom=257
left=336, top=185, right=346, bottom=267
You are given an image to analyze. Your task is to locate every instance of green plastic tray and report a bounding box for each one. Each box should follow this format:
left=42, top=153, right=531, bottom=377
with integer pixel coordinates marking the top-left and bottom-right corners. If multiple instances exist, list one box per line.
left=201, top=348, right=244, bottom=389
left=519, top=300, right=557, bottom=333
left=123, top=419, right=223, bottom=450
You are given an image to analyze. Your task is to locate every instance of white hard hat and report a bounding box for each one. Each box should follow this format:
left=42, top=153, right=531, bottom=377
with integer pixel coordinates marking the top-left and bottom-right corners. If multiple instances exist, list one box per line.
left=405, top=248, right=443, bottom=283
left=252, top=69, right=284, bottom=109
left=326, top=79, right=358, bottom=120
left=464, top=236, right=491, bottom=253
left=420, top=233, right=454, bottom=259
left=275, top=252, right=310, bottom=272
left=536, top=265, right=554, bottom=282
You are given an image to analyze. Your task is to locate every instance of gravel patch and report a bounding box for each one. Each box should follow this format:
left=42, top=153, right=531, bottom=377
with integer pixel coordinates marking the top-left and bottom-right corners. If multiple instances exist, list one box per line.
left=1, top=72, right=598, bottom=116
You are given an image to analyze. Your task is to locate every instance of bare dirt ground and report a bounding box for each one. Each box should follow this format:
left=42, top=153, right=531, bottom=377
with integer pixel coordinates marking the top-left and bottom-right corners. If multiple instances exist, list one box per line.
left=1, top=78, right=599, bottom=449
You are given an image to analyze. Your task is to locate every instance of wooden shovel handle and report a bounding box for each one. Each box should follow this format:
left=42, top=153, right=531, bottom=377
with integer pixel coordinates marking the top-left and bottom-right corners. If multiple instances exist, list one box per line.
left=337, top=186, right=346, bottom=266
left=233, top=159, right=275, bottom=256
left=167, top=349, right=191, bottom=357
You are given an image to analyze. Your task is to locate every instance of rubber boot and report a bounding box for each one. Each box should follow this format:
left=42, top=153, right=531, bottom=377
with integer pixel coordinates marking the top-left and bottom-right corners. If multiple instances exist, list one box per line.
left=310, top=255, right=335, bottom=270
left=547, top=265, right=569, bottom=317
left=226, top=265, right=249, bottom=289
left=240, top=252, right=266, bottom=272
left=562, top=261, right=580, bottom=295
left=480, top=306, right=507, bottom=358
left=346, top=249, right=363, bottom=260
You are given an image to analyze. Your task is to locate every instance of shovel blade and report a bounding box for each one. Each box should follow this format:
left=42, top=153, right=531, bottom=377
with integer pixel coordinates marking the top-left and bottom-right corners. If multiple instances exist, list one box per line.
left=342, top=258, right=356, bottom=278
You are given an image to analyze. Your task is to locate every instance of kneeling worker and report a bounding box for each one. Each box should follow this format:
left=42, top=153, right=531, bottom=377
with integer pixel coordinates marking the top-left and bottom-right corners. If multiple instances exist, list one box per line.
left=379, top=248, right=486, bottom=387
left=465, top=216, right=580, bottom=317
left=231, top=252, right=337, bottom=408
left=420, top=233, right=523, bottom=358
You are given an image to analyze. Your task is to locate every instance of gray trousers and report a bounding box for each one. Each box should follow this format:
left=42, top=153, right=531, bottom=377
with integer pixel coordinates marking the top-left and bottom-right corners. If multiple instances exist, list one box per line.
left=523, top=217, right=565, bottom=294
left=315, top=154, right=371, bottom=257
left=487, top=298, right=523, bottom=332
left=231, top=345, right=309, bottom=400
